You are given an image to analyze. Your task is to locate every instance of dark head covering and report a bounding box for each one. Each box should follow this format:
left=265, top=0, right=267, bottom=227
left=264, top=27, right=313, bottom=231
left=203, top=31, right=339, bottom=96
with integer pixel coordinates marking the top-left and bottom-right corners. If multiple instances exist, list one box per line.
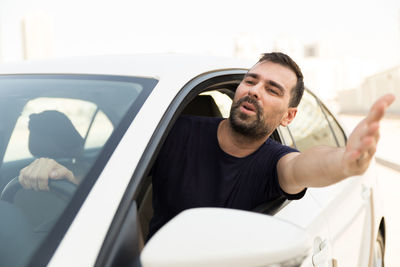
left=28, top=110, right=84, bottom=159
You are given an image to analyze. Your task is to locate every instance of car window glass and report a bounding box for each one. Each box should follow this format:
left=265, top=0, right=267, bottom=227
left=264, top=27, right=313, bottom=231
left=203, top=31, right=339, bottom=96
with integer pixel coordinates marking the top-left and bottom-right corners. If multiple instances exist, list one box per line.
left=321, top=105, right=346, bottom=147
left=3, top=98, right=113, bottom=162
left=288, top=91, right=337, bottom=151
left=200, top=91, right=232, bottom=118
left=84, top=110, right=113, bottom=149
left=0, top=75, right=157, bottom=267
left=278, top=126, right=295, bottom=148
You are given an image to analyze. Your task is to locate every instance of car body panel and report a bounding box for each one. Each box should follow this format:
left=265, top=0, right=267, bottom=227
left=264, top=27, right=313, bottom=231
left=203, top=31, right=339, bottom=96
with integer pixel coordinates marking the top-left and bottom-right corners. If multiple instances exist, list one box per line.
left=0, top=54, right=384, bottom=267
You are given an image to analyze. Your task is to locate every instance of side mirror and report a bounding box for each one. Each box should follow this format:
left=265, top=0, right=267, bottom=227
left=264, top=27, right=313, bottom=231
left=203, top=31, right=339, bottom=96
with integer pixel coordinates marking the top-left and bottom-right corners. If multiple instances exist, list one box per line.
left=141, top=208, right=311, bottom=267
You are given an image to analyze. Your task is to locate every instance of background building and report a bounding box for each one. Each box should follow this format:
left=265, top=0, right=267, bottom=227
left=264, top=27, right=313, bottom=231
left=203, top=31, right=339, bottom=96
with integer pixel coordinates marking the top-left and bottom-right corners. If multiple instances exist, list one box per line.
left=337, top=66, right=400, bottom=114
left=0, top=0, right=399, bottom=114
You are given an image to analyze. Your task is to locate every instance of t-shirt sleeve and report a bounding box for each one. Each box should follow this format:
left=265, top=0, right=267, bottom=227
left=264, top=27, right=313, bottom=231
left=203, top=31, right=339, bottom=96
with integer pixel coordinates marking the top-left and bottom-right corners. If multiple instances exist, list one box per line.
left=267, top=139, right=307, bottom=200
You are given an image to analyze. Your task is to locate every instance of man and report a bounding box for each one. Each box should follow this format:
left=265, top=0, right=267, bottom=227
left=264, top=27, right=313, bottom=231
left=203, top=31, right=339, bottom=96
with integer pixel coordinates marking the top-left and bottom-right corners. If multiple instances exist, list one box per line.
left=19, top=52, right=395, bottom=238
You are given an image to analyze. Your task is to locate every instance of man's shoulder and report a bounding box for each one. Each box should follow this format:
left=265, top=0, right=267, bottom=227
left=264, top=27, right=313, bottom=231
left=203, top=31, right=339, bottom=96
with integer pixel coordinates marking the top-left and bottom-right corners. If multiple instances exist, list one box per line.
left=261, top=137, right=299, bottom=155
left=265, top=137, right=285, bottom=146
left=177, top=115, right=223, bottom=128
left=167, top=115, right=222, bottom=140
left=179, top=115, right=223, bottom=123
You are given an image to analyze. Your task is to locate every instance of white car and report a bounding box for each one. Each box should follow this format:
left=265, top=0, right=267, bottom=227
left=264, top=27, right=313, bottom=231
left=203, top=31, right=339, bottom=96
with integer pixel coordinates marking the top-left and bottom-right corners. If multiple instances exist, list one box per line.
left=0, top=54, right=385, bottom=267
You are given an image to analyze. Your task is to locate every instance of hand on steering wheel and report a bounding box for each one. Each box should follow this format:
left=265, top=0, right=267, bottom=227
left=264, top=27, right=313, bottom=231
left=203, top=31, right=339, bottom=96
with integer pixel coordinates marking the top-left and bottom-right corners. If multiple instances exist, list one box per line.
left=1, top=177, right=77, bottom=203
left=18, top=158, right=78, bottom=191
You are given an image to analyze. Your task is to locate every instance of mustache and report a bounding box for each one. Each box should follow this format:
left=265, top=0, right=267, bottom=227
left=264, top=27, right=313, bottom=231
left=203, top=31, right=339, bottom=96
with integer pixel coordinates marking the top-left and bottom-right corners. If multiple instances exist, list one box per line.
left=235, top=96, right=262, bottom=114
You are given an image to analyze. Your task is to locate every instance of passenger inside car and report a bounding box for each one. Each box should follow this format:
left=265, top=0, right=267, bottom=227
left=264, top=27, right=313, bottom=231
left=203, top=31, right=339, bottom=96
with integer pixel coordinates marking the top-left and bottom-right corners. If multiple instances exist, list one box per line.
left=18, top=110, right=89, bottom=191
left=2, top=110, right=91, bottom=229
left=0, top=110, right=92, bottom=267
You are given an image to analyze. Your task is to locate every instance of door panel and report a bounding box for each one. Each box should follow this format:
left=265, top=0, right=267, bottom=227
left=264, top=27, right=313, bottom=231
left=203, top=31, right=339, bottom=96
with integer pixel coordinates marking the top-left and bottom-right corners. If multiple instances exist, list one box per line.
left=309, top=177, right=370, bottom=266
left=282, top=89, right=372, bottom=266
left=95, top=201, right=141, bottom=267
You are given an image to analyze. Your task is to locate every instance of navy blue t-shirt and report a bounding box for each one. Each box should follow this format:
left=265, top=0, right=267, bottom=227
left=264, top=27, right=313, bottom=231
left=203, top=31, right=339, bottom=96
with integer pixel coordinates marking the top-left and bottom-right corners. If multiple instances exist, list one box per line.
left=148, top=115, right=305, bottom=238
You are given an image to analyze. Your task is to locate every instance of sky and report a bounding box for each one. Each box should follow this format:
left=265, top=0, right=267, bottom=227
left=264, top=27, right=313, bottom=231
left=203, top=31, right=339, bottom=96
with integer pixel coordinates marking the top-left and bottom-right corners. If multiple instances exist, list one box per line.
left=0, top=0, right=399, bottom=98
left=1, top=0, right=398, bottom=55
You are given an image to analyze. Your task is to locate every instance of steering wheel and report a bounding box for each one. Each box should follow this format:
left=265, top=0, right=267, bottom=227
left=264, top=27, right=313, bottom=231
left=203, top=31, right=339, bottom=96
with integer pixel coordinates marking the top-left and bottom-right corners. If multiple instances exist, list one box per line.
left=0, top=177, right=77, bottom=203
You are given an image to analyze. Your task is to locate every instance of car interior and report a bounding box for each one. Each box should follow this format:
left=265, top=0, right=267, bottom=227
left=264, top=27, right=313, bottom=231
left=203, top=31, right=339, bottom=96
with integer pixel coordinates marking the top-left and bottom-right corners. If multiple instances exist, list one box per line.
left=0, top=75, right=149, bottom=267
left=136, top=87, right=289, bottom=246
left=0, top=103, right=91, bottom=267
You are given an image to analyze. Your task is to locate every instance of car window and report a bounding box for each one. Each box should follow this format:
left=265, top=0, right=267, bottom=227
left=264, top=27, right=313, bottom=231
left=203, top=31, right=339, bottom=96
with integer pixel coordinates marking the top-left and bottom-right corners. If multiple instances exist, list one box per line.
left=84, top=110, right=114, bottom=149
left=200, top=91, right=232, bottom=118
left=3, top=97, right=113, bottom=162
left=0, top=74, right=157, bottom=267
left=278, top=126, right=295, bottom=147
left=288, top=91, right=337, bottom=151
left=320, top=104, right=346, bottom=147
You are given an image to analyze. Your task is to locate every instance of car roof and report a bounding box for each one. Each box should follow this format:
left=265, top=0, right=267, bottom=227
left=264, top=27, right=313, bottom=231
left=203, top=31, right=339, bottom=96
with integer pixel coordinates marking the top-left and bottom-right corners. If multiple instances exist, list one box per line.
left=0, top=54, right=253, bottom=82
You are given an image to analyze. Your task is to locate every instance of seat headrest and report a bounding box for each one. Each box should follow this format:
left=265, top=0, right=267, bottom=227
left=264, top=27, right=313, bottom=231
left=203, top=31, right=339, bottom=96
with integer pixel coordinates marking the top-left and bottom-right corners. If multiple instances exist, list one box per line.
left=182, top=95, right=222, bottom=117
left=28, top=110, right=84, bottom=159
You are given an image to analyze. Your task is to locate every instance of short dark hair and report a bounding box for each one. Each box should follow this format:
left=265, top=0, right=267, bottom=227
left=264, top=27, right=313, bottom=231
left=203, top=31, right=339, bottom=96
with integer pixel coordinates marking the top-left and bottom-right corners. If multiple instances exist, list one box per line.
left=258, top=52, right=304, bottom=107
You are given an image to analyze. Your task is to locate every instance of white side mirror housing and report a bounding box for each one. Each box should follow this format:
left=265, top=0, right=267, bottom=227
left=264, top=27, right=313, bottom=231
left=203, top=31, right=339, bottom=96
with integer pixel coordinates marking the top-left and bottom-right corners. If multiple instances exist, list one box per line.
left=141, top=208, right=311, bottom=267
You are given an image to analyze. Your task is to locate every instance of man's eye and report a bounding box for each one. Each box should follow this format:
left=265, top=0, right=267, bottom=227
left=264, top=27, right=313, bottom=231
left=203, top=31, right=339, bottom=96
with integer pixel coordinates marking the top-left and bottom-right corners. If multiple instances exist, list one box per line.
left=245, top=80, right=254, bottom=85
left=267, top=88, right=279, bottom=95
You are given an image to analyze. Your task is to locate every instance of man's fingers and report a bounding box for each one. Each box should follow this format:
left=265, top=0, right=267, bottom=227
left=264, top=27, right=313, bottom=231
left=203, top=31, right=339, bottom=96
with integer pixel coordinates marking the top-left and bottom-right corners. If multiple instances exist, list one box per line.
left=50, top=166, right=78, bottom=185
left=37, top=176, right=50, bottom=191
left=345, top=94, right=395, bottom=176
left=368, top=122, right=379, bottom=135
left=19, top=174, right=31, bottom=189
left=382, top=93, right=396, bottom=105
left=368, top=146, right=377, bottom=158
left=18, top=166, right=29, bottom=189
left=64, top=169, right=78, bottom=184
left=356, top=136, right=377, bottom=164
left=371, top=123, right=380, bottom=141
left=18, top=158, right=76, bottom=191
left=366, top=93, right=395, bottom=124
left=18, top=158, right=55, bottom=191
left=31, top=160, right=51, bottom=191
left=20, top=162, right=39, bottom=190
left=366, top=102, right=385, bottom=123
left=348, top=135, right=376, bottom=162
left=349, top=150, right=361, bottom=162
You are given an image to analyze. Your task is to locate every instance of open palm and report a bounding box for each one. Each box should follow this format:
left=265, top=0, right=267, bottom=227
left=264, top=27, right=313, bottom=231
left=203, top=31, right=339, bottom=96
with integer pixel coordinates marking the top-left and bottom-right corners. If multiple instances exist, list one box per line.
left=343, top=93, right=395, bottom=176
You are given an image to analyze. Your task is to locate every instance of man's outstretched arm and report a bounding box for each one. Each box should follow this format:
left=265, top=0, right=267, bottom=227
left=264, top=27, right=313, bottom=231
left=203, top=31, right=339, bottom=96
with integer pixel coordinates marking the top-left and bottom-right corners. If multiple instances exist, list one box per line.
left=277, top=93, right=396, bottom=195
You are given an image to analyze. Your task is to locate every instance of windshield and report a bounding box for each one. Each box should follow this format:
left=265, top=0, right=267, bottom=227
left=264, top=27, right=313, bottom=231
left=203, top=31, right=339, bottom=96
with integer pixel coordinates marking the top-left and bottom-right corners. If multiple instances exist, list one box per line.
left=0, top=74, right=157, bottom=267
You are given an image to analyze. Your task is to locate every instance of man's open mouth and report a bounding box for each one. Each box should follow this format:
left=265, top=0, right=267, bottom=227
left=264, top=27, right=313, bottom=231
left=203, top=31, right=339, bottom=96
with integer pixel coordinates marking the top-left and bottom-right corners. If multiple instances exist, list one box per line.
left=242, top=102, right=256, bottom=112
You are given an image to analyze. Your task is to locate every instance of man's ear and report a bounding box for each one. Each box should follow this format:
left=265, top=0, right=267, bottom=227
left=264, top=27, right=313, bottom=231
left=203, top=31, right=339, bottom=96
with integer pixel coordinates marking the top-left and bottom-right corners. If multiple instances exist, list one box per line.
left=280, top=107, right=297, bottom=127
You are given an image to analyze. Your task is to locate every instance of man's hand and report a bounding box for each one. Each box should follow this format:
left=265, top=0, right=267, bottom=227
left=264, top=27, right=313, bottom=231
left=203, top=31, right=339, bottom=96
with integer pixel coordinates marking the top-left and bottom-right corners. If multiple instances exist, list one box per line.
left=343, top=93, right=395, bottom=176
left=19, top=158, right=78, bottom=191
left=278, top=93, right=395, bottom=193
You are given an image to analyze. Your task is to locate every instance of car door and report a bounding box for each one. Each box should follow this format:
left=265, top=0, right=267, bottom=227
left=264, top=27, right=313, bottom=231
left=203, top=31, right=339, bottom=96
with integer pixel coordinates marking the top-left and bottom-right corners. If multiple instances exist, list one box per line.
left=0, top=74, right=158, bottom=267
left=94, top=69, right=246, bottom=266
left=308, top=109, right=373, bottom=266
left=281, top=90, right=372, bottom=266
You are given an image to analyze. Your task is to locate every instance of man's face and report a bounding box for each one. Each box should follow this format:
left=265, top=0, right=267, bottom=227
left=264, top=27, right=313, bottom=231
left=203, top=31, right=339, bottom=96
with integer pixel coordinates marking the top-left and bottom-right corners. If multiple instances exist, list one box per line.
left=229, top=61, right=298, bottom=139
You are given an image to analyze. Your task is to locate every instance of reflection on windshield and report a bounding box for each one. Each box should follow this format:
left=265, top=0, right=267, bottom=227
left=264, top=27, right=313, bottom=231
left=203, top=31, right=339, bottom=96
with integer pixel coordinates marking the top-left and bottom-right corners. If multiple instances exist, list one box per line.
left=0, top=74, right=157, bottom=266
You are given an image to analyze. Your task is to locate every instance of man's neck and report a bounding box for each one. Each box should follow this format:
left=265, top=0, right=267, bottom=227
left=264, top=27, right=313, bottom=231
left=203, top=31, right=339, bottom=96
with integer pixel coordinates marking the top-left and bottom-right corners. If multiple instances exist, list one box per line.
left=217, top=119, right=270, bottom=158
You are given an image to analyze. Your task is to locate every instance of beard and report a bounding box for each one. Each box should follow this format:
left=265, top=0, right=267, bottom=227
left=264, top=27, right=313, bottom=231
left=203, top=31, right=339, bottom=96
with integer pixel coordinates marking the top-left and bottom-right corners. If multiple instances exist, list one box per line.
left=229, top=96, right=274, bottom=140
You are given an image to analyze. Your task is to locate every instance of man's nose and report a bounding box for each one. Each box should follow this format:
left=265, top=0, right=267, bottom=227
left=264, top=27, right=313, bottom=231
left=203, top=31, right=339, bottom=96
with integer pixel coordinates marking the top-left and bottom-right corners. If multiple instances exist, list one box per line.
left=248, top=83, right=262, bottom=99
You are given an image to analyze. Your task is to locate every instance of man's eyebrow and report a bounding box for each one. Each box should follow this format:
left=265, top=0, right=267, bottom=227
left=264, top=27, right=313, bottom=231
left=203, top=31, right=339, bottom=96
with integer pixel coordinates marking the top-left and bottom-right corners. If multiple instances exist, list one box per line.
left=245, top=72, right=286, bottom=93
left=267, top=80, right=285, bottom=93
left=244, top=72, right=259, bottom=79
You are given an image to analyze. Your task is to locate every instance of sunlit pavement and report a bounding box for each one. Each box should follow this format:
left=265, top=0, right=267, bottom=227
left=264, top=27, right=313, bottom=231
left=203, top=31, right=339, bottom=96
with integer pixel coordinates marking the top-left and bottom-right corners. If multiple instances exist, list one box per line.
left=339, top=114, right=400, bottom=266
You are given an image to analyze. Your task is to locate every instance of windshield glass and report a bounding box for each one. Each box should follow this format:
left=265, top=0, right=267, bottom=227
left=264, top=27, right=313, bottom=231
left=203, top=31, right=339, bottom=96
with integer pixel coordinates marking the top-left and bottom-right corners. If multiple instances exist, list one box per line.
left=0, top=74, right=157, bottom=267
